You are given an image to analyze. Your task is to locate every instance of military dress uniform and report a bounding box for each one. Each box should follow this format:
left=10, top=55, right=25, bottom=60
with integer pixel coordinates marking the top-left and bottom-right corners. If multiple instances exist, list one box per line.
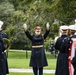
left=60, top=25, right=76, bottom=75
left=1, top=32, right=9, bottom=74
left=71, top=20, right=76, bottom=75
left=55, top=35, right=69, bottom=75
left=0, top=31, right=7, bottom=75
left=71, top=35, right=76, bottom=75
left=25, top=30, right=49, bottom=68
left=0, top=20, right=9, bottom=75
left=68, top=24, right=76, bottom=75
left=55, top=25, right=69, bottom=75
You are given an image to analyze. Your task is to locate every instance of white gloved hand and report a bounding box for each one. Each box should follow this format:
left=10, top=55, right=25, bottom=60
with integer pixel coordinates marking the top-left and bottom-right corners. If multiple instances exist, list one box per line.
left=46, top=22, right=50, bottom=29
left=0, top=21, right=3, bottom=31
left=23, top=23, right=27, bottom=29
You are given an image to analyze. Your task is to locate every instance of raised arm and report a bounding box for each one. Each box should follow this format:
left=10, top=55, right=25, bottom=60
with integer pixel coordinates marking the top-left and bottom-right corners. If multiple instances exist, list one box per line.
left=44, top=29, right=50, bottom=39
left=23, top=23, right=32, bottom=41
left=43, top=22, right=50, bottom=39
left=25, top=30, right=32, bottom=41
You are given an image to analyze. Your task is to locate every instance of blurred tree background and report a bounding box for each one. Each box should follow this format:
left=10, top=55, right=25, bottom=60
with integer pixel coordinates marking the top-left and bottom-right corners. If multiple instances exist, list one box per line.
left=0, top=0, right=76, bottom=50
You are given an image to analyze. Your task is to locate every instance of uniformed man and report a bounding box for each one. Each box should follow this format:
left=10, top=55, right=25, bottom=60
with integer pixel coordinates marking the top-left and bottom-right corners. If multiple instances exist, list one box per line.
left=0, top=20, right=7, bottom=75
left=67, top=25, right=75, bottom=75
left=60, top=24, right=76, bottom=75
left=55, top=25, right=69, bottom=75
left=69, top=20, right=76, bottom=75
left=23, top=23, right=50, bottom=75
left=0, top=20, right=9, bottom=75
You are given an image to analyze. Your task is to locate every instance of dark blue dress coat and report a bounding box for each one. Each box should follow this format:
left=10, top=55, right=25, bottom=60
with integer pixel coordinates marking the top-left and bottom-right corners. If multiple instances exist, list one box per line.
left=1, top=32, right=9, bottom=74
left=55, top=35, right=69, bottom=75
left=25, top=30, right=49, bottom=67
left=0, top=31, right=7, bottom=75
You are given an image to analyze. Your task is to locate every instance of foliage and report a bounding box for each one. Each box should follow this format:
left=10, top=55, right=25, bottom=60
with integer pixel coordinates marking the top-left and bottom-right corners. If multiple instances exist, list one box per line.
left=0, top=0, right=76, bottom=49
left=3, top=38, right=11, bottom=49
left=54, top=0, right=76, bottom=24
left=51, top=23, right=60, bottom=38
left=44, top=38, right=53, bottom=51
left=0, top=0, right=15, bottom=29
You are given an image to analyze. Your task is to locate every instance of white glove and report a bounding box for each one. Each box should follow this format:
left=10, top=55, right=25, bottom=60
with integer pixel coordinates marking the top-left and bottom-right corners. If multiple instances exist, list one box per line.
left=46, top=22, right=50, bottom=29
left=23, top=23, right=27, bottom=29
left=0, top=21, right=3, bottom=31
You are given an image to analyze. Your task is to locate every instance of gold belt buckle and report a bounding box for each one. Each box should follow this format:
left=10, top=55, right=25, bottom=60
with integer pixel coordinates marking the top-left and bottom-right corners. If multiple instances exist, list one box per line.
left=32, top=45, right=43, bottom=48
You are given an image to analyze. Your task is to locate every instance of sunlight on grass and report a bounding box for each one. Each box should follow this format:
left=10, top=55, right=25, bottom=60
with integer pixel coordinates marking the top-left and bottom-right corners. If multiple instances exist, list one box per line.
left=7, top=72, right=54, bottom=75
left=8, top=50, right=56, bottom=69
left=8, top=58, right=56, bottom=69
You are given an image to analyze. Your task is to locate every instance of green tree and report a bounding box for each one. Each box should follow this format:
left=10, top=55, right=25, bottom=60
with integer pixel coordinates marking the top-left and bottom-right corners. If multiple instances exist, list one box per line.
left=1, top=0, right=76, bottom=50
left=0, top=0, right=15, bottom=29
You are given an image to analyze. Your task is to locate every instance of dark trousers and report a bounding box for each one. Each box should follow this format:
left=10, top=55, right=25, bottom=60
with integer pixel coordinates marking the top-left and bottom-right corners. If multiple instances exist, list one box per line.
left=74, top=69, right=76, bottom=75
left=33, top=67, right=43, bottom=75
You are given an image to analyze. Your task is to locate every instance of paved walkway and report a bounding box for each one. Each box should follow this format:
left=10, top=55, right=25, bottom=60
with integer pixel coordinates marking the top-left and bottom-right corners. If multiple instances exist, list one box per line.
left=9, top=68, right=55, bottom=74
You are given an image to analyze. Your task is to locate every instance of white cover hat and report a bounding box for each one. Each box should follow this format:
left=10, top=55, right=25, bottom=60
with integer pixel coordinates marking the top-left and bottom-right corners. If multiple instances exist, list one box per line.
left=0, top=21, right=3, bottom=30
left=60, top=25, right=68, bottom=30
left=68, top=25, right=75, bottom=30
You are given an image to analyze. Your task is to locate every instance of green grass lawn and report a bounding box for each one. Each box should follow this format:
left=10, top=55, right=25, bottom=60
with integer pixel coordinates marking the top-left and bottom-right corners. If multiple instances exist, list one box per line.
left=8, top=50, right=56, bottom=59
left=7, top=72, right=54, bottom=75
left=8, top=50, right=56, bottom=69
left=8, top=59, right=56, bottom=69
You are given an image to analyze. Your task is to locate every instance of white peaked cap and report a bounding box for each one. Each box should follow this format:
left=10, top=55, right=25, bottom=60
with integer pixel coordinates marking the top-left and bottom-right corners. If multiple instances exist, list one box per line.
left=68, top=25, right=75, bottom=30
left=60, top=25, right=68, bottom=30
left=0, top=21, right=3, bottom=26
left=75, top=19, right=76, bottom=30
